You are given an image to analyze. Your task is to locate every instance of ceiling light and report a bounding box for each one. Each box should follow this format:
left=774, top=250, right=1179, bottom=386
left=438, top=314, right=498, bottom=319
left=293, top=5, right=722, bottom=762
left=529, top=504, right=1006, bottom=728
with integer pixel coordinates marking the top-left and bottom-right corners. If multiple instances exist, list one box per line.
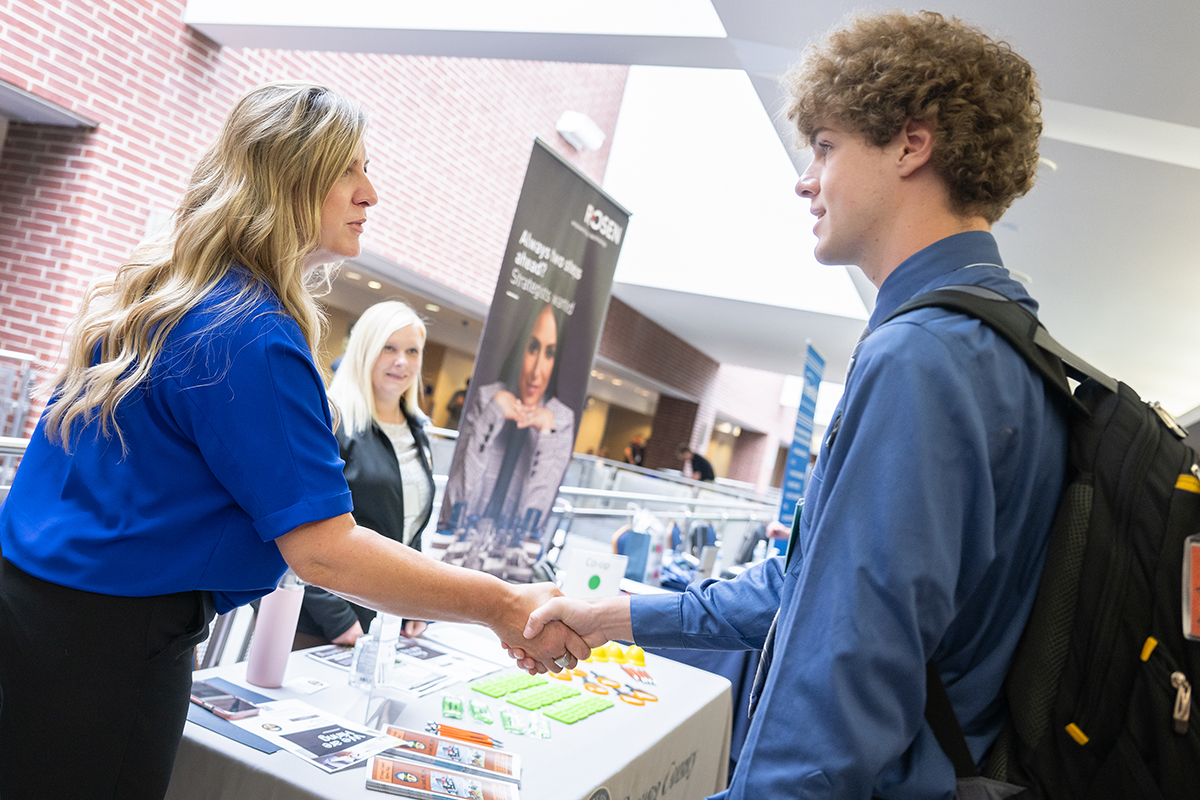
left=425, top=303, right=441, bottom=313
left=367, top=280, right=382, bottom=289
left=346, top=271, right=361, bottom=280
left=611, top=379, right=623, bottom=386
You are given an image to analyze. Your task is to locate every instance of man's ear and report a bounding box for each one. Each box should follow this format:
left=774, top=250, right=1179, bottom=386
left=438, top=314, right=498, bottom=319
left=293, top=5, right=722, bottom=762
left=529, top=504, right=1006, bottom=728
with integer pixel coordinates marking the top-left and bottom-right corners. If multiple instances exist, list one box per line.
left=896, top=118, right=935, bottom=177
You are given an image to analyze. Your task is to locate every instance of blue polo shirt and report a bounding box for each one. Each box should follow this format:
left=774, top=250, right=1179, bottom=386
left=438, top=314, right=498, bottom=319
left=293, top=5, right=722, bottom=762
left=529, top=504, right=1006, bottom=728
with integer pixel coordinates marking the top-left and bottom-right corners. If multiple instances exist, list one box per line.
left=0, top=268, right=352, bottom=614
left=631, top=231, right=1068, bottom=798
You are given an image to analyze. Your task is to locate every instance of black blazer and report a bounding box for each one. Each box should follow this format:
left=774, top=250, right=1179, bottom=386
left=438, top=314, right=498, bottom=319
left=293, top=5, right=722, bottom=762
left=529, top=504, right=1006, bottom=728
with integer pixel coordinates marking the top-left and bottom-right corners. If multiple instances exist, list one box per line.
left=296, top=400, right=435, bottom=641
left=336, top=402, right=434, bottom=549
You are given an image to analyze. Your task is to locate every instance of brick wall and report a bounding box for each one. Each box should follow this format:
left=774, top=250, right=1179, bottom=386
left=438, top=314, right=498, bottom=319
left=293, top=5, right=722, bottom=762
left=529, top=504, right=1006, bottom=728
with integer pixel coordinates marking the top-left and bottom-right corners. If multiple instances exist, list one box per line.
left=727, top=429, right=768, bottom=484
left=597, top=297, right=719, bottom=401
left=646, top=395, right=699, bottom=471
left=0, top=0, right=627, bottom=433
left=0, top=2, right=791, bottom=486
left=595, top=297, right=799, bottom=485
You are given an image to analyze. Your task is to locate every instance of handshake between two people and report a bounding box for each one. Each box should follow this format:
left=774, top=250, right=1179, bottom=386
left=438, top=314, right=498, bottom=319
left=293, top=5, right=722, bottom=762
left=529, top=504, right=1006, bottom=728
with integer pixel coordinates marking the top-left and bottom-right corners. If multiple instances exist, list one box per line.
left=499, top=585, right=634, bottom=675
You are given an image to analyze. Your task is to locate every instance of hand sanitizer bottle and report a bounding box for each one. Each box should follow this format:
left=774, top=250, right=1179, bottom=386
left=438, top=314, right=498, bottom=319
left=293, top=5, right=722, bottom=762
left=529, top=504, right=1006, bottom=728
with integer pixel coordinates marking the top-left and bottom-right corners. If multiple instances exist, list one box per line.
left=350, top=616, right=382, bottom=690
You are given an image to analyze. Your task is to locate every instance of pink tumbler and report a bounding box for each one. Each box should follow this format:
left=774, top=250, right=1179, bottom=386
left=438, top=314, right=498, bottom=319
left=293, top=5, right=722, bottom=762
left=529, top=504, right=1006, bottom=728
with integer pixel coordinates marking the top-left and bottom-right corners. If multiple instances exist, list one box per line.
left=245, top=570, right=304, bottom=688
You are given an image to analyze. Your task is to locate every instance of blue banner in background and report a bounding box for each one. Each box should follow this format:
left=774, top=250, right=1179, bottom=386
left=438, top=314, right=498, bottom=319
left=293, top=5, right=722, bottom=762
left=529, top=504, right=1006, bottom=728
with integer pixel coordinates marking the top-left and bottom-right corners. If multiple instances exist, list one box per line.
left=777, top=343, right=825, bottom=541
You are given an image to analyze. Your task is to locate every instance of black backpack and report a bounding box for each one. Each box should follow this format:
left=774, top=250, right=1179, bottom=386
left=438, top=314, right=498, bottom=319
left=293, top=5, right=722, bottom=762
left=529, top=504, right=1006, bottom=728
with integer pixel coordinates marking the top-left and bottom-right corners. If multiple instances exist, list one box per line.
left=885, top=285, right=1200, bottom=800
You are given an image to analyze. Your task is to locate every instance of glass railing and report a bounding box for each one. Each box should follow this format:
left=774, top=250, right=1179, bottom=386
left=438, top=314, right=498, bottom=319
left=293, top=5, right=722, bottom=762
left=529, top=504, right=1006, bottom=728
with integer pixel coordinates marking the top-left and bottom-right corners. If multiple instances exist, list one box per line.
left=0, top=435, right=27, bottom=501
left=425, top=428, right=782, bottom=576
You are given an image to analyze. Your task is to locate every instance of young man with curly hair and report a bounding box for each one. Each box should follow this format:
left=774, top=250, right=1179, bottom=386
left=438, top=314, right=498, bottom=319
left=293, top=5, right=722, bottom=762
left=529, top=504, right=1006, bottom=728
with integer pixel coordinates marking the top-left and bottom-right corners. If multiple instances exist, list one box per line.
left=517, top=10, right=1066, bottom=798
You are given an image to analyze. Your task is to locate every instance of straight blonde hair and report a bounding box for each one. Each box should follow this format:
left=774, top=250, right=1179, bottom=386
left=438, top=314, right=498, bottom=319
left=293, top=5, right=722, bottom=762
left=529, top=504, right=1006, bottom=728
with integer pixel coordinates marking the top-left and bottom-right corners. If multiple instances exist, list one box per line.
left=328, top=300, right=427, bottom=438
left=45, top=82, right=368, bottom=449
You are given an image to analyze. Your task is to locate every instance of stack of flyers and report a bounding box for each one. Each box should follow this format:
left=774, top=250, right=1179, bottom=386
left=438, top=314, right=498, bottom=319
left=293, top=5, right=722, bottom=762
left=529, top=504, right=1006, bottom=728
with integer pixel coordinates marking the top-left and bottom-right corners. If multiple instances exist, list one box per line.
left=367, top=755, right=520, bottom=799
left=382, top=726, right=521, bottom=786
left=306, top=644, right=356, bottom=670
left=385, top=637, right=501, bottom=697
left=232, top=699, right=398, bottom=772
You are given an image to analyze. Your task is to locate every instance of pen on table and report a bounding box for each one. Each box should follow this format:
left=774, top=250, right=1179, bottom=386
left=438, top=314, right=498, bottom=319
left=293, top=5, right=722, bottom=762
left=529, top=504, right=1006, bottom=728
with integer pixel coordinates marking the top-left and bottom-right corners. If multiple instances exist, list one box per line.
left=426, top=722, right=504, bottom=748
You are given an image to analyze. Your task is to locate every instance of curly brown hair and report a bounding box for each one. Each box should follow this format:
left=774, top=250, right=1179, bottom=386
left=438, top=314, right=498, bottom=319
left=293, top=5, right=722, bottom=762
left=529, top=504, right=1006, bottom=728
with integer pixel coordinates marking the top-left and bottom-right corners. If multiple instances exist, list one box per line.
left=783, top=10, right=1041, bottom=223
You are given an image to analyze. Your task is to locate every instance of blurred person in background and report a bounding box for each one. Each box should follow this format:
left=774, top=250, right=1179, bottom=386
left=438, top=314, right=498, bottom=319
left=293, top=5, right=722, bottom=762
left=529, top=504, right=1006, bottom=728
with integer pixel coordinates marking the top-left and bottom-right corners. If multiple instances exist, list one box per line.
left=623, top=433, right=645, bottom=466
left=679, top=442, right=715, bottom=482
left=295, top=300, right=435, bottom=648
left=445, top=378, right=469, bottom=429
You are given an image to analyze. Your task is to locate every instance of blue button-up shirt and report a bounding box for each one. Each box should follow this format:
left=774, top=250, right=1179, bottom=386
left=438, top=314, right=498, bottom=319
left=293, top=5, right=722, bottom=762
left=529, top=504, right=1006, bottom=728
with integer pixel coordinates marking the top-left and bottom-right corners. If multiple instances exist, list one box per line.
left=632, top=231, right=1067, bottom=799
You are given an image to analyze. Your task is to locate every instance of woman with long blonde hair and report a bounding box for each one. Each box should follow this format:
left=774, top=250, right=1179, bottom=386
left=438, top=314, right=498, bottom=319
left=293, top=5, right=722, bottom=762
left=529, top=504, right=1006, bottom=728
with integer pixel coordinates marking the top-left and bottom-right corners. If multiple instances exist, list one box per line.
left=297, top=300, right=436, bottom=647
left=0, top=82, right=586, bottom=799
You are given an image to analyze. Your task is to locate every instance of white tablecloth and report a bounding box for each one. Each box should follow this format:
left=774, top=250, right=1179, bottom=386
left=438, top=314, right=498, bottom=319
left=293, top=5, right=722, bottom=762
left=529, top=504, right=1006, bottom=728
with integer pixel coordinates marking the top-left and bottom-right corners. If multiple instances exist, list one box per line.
left=168, top=623, right=732, bottom=800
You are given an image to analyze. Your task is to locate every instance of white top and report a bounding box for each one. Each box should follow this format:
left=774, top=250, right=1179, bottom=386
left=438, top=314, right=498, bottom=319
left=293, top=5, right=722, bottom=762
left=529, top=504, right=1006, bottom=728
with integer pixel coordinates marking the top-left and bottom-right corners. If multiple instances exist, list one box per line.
left=377, top=419, right=432, bottom=543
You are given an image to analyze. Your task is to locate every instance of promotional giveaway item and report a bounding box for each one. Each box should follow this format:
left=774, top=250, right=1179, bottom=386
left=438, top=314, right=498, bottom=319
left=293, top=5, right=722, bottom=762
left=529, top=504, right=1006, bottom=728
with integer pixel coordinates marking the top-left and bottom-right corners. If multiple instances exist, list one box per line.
left=382, top=725, right=522, bottom=785
left=425, top=722, right=504, bottom=749
left=442, top=695, right=464, bottom=720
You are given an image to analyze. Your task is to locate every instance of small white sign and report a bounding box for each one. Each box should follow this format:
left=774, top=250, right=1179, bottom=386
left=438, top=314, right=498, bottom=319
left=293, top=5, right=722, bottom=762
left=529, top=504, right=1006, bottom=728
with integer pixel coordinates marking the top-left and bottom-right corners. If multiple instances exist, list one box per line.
left=558, top=549, right=627, bottom=599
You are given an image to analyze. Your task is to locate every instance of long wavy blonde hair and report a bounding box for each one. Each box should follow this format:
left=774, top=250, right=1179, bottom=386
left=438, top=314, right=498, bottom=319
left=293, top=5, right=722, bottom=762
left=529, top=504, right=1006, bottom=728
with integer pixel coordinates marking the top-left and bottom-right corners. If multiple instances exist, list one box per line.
left=328, top=300, right=427, bottom=438
left=45, top=82, right=367, bottom=449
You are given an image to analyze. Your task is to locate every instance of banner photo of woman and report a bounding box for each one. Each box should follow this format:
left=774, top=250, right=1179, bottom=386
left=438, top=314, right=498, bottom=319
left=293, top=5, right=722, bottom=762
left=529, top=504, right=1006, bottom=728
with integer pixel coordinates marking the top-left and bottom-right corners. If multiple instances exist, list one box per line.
left=436, top=139, right=629, bottom=581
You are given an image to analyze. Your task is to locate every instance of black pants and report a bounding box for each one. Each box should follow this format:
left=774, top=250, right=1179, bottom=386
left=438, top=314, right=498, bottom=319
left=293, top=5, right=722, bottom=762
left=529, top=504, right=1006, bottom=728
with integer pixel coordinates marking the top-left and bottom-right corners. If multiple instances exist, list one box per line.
left=0, top=558, right=214, bottom=799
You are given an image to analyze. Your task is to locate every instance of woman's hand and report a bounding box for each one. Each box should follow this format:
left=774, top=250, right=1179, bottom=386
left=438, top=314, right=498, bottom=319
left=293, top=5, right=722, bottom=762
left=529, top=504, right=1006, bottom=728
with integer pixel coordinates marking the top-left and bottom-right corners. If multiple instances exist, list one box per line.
left=495, top=582, right=591, bottom=674
left=514, top=403, right=554, bottom=432
left=332, top=620, right=364, bottom=646
left=505, top=595, right=633, bottom=673
left=493, top=390, right=520, bottom=421
left=494, top=391, right=554, bottom=433
left=278, top=515, right=588, bottom=673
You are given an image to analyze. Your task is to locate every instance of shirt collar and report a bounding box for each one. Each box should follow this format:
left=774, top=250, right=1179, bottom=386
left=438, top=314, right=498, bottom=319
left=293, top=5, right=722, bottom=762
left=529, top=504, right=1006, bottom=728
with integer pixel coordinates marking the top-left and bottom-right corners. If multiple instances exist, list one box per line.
left=868, top=231, right=1005, bottom=331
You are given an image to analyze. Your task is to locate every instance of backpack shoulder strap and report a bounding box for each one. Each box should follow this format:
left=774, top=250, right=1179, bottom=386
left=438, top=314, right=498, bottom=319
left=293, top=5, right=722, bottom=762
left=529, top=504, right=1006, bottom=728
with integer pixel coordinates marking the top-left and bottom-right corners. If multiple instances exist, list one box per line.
left=886, top=284, right=1118, bottom=776
left=925, top=661, right=980, bottom=779
left=882, top=285, right=1119, bottom=412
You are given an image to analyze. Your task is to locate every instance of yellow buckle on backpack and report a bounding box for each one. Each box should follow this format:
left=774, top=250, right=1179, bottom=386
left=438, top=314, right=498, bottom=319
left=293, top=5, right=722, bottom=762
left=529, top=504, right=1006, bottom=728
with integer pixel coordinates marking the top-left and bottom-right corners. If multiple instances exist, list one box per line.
left=1064, top=723, right=1089, bottom=745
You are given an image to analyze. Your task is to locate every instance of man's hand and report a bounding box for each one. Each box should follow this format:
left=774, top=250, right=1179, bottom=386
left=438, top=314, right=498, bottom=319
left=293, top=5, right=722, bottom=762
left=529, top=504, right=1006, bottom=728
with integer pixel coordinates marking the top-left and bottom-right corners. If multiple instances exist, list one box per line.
left=506, top=595, right=633, bottom=673
left=493, top=582, right=592, bottom=674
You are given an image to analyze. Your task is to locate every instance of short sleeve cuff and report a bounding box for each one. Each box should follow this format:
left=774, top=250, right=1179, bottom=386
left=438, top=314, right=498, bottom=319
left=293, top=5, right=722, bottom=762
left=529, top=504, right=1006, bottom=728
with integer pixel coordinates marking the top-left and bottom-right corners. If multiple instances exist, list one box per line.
left=630, top=591, right=689, bottom=648
left=253, top=490, right=354, bottom=542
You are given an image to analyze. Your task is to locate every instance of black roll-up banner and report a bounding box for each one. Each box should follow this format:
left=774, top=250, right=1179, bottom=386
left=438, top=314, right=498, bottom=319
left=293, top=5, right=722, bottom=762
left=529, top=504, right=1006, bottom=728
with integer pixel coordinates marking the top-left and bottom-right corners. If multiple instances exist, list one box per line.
left=436, top=139, right=630, bottom=582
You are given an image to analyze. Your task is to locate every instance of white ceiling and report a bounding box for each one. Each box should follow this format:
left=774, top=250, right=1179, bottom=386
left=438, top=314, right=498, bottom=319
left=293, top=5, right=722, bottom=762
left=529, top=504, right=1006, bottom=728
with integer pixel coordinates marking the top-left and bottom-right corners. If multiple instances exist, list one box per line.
left=185, top=0, right=1200, bottom=418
